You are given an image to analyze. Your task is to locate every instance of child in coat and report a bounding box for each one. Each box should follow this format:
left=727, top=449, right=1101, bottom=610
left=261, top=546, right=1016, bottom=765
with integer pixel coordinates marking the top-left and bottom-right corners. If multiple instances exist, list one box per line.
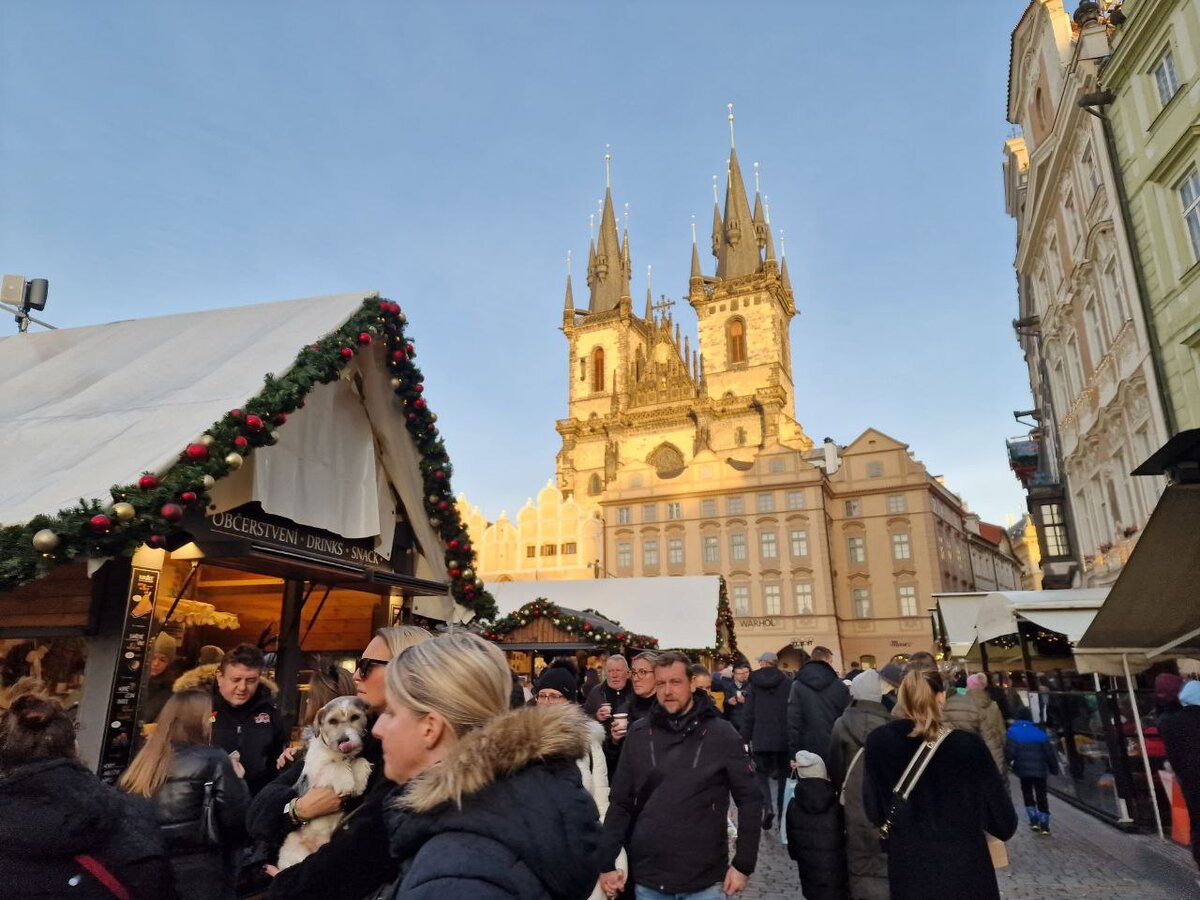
left=784, top=751, right=849, bottom=900
left=1005, top=710, right=1060, bottom=835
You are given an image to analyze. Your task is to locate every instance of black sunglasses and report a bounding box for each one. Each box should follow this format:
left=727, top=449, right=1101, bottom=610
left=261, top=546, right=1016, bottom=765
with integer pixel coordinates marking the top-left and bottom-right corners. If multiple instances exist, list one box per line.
left=355, top=656, right=389, bottom=676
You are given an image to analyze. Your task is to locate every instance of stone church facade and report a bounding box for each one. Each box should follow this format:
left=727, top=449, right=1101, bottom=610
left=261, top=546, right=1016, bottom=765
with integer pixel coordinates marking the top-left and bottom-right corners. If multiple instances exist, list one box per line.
left=460, top=133, right=1014, bottom=669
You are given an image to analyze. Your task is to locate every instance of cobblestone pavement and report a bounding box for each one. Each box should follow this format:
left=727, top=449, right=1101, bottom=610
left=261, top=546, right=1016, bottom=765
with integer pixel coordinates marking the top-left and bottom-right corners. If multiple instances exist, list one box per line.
left=736, top=777, right=1199, bottom=900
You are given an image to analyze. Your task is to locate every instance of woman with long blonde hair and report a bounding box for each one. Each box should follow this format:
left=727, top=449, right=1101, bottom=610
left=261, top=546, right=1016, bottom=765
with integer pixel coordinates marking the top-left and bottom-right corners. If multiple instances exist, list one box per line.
left=119, top=689, right=249, bottom=900
left=863, top=668, right=1015, bottom=900
left=376, top=632, right=603, bottom=899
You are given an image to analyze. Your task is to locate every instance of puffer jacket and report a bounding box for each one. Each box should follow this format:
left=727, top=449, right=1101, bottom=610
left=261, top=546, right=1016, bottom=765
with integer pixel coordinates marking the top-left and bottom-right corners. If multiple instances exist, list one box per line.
left=784, top=776, right=848, bottom=900
left=386, top=703, right=603, bottom=900
left=969, top=690, right=1006, bottom=773
left=0, top=758, right=174, bottom=900
left=787, top=661, right=849, bottom=758
left=827, top=701, right=890, bottom=900
left=1005, top=719, right=1059, bottom=780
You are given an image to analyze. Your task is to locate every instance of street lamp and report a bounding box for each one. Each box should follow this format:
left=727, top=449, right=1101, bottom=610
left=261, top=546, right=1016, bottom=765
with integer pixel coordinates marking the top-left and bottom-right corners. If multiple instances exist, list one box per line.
left=1, top=274, right=52, bottom=333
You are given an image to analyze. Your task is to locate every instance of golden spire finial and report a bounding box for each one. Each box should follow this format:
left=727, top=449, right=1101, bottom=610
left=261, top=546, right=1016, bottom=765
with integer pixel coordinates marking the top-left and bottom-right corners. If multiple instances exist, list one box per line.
left=647, top=264, right=652, bottom=292
left=764, top=195, right=771, bottom=225
left=567, top=250, right=572, bottom=277
left=604, top=144, right=612, bottom=189
left=754, top=162, right=760, bottom=193
left=691, top=214, right=697, bottom=244
left=712, top=175, right=718, bottom=204
left=727, top=102, right=735, bottom=149
left=624, top=202, right=630, bottom=230
left=589, top=213, right=595, bottom=241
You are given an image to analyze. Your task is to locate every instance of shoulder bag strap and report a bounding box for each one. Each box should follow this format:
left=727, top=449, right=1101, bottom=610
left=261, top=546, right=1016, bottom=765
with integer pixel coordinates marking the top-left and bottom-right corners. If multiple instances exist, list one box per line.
left=895, top=726, right=952, bottom=801
left=839, top=746, right=866, bottom=806
left=74, top=855, right=132, bottom=900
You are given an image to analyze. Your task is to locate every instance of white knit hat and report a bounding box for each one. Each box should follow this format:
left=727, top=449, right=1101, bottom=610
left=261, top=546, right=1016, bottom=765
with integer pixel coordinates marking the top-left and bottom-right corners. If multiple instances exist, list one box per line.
left=793, top=750, right=829, bottom=780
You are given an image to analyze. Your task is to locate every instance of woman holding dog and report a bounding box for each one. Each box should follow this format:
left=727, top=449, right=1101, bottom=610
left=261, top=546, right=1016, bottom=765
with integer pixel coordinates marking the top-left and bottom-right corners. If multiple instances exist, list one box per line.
left=119, top=689, right=250, bottom=900
left=252, top=625, right=432, bottom=900
left=377, top=632, right=603, bottom=899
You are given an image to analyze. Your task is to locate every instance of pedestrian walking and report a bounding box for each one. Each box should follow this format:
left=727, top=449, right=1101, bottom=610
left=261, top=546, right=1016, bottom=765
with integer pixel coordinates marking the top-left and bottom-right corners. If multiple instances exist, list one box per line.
left=827, top=669, right=890, bottom=900
left=723, top=660, right=752, bottom=734
left=251, top=625, right=432, bottom=900
left=741, top=651, right=791, bottom=830
left=0, top=693, right=174, bottom=900
left=842, top=661, right=862, bottom=682
left=948, top=673, right=1006, bottom=774
left=787, top=646, right=849, bottom=760
left=119, top=690, right=250, bottom=900
left=585, top=654, right=634, bottom=772
left=597, top=651, right=762, bottom=899
left=604, top=651, right=659, bottom=772
left=1161, top=680, right=1200, bottom=875
left=784, top=751, right=848, bottom=900
left=1005, top=709, right=1060, bottom=835
left=141, top=630, right=182, bottom=726
left=864, top=668, right=1016, bottom=900
left=174, top=644, right=289, bottom=796
left=878, top=664, right=901, bottom=713
left=378, top=632, right=603, bottom=899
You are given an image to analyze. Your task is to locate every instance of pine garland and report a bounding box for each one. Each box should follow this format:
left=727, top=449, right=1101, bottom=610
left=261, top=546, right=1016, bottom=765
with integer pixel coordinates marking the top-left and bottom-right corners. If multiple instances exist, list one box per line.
left=478, top=598, right=659, bottom=653
left=0, top=297, right=497, bottom=620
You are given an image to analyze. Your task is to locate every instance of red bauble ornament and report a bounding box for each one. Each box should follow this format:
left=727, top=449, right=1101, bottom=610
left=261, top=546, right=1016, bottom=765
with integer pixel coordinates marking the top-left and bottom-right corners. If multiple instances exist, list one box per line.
left=160, top=503, right=184, bottom=523
left=138, top=474, right=159, bottom=490
left=389, top=302, right=401, bottom=314
left=414, top=383, right=424, bottom=393
left=449, top=568, right=461, bottom=579
left=89, top=514, right=113, bottom=535
left=462, top=543, right=472, bottom=553
left=583, top=624, right=592, bottom=631
left=340, top=347, right=355, bottom=360
left=406, top=412, right=418, bottom=422
left=244, top=415, right=264, bottom=432
left=273, top=413, right=288, bottom=426
left=310, top=343, right=320, bottom=350
left=233, top=436, right=249, bottom=451
left=437, top=500, right=449, bottom=511
left=147, top=534, right=166, bottom=549
left=379, top=300, right=391, bottom=312
left=448, top=539, right=459, bottom=550
left=391, top=350, right=405, bottom=363
left=185, top=443, right=209, bottom=462
left=413, top=398, right=426, bottom=410
left=230, top=409, right=244, bottom=420
left=180, top=491, right=198, bottom=504
left=357, top=332, right=372, bottom=346
left=405, top=343, right=415, bottom=356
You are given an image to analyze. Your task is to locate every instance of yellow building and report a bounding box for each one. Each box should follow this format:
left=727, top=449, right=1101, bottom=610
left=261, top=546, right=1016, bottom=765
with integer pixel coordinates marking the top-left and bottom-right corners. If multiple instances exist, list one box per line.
left=462, top=128, right=1015, bottom=669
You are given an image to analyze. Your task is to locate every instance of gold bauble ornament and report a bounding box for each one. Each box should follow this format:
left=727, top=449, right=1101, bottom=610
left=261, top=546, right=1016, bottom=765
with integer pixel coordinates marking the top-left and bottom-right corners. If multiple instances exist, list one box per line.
left=32, top=529, right=60, bottom=552
left=225, top=452, right=244, bottom=470
left=199, top=434, right=215, bottom=447
left=112, top=502, right=136, bottom=522
left=201, top=474, right=216, bottom=490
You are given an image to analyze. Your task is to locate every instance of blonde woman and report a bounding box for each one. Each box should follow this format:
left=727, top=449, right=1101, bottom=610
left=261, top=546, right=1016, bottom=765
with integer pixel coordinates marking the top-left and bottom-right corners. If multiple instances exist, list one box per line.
left=253, top=625, right=432, bottom=900
left=863, top=668, right=1015, bottom=900
left=119, top=690, right=250, bottom=900
left=377, top=632, right=603, bottom=899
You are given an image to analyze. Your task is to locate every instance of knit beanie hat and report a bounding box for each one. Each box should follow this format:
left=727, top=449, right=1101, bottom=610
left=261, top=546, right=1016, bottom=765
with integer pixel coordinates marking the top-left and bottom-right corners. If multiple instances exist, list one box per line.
left=535, top=666, right=579, bottom=702
left=1179, top=681, right=1200, bottom=708
left=850, top=669, right=882, bottom=704
left=198, top=645, right=224, bottom=666
left=1154, top=673, right=1184, bottom=705
left=966, top=673, right=988, bottom=691
left=879, top=663, right=902, bottom=689
left=151, top=631, right=177, bottom=662
left=793, top=750, right=828, bottom=780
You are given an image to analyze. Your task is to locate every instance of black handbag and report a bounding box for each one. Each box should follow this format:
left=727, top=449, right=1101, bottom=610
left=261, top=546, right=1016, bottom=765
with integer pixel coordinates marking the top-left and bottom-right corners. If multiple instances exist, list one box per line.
left=200, top=780, right=221, bottom=846
left=878, top=726, right=950, bottom=850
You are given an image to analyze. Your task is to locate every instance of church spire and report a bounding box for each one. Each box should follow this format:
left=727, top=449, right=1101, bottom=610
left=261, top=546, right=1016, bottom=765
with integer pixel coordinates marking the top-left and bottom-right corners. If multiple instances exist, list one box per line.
left=589, top=148, right=625, bottom=313
left=690, top=218, right=703, bottom=281
left=644, top=265, right=653, bottom=320
left=710, top=175, right=722, bottom=258
left=779, top=229, right=793, bottom=293
left=752, top=162, right=767, bottom=251
left=564, top=252, right=574, bottom=312
left=715, top=106, right=762, bottom=280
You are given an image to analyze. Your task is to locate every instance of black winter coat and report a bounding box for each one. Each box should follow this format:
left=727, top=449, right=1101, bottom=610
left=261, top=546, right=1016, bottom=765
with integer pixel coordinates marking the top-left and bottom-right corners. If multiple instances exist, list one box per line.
left=741, top=666, right=790, bottom=753
left=784, top=777, right=848, bottom=900
left=1161, top=706, right=1200, bottom=820
left=210, top=684, right=289, bottom=796
left=0, top=758, right=174, bottom=900
left=151, top=744, right=250, bottom=900
left=386, top=703, right=603, bottom=900
left=864, top=720, right=1016, bottom=900
left=788, top=661, right=849, bottom=759
left=600, top=690, right=762, bottom=894
left=827, top=701, right=890, bottom=900
left=722, top=675, right=751, bottom=734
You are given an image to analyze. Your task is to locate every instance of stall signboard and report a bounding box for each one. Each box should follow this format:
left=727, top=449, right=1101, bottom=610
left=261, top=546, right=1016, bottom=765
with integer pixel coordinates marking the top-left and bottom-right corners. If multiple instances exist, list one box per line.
left=98, top=567, right=160, bottom=783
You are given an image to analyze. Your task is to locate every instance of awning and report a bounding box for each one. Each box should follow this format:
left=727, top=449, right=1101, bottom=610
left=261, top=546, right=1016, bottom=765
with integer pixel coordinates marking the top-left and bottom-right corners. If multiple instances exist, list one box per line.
left=1075, top=484, right=1200, bottom=675
left=934, top=593, right=989, bottom=657
left=934, top=589, right=1107, bottom=657
left=487, top=576, right=723, bottom=650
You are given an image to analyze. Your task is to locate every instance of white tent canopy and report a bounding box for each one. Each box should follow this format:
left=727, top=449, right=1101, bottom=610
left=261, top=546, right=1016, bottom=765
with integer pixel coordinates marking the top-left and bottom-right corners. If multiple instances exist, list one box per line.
left=487, top=576, right=722, bottom=649
left=935, top=589, right=1108, bottom=657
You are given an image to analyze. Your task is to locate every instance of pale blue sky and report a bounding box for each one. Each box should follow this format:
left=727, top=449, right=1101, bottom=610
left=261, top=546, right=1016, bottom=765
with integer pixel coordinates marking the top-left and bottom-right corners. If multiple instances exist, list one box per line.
left=2, top=1, right=1034, bottom=525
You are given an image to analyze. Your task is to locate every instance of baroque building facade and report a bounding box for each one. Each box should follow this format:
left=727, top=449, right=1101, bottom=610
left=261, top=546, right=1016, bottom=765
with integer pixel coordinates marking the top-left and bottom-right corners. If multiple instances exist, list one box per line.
left=1003, top=0, right=1170, bottom=589
left=461, top=130, right=1019, bottom=667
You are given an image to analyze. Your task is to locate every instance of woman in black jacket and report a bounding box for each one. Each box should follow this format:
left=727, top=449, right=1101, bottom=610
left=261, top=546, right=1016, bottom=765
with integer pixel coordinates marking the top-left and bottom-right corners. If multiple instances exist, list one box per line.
left=0, top=693, right=174, bottom=900
left=120, top=690, right=250, bottom=900
left=863, top=669, right=1016, bottom=900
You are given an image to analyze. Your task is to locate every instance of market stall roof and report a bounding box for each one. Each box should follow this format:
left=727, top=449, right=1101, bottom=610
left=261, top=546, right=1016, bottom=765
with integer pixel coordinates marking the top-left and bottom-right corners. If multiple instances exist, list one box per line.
left=0, top=292, right=368, bottom=525
left=1075, top=484, right=1200, bottom=674
left=487, top=576, right=722, bottom=649
left=934, top=589, right=1108, bottom=654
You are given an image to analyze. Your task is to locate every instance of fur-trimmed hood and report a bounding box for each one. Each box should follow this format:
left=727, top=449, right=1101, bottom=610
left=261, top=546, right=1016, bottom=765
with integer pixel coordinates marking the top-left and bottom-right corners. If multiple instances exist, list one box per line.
left=401, top=702, right=591, bottom=814
left=172, top=663, right=279, bottom=698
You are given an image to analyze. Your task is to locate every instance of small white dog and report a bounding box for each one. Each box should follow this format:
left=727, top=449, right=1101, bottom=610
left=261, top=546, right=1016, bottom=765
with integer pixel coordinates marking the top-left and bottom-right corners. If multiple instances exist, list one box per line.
left=277, top=696, right=373, bottom=869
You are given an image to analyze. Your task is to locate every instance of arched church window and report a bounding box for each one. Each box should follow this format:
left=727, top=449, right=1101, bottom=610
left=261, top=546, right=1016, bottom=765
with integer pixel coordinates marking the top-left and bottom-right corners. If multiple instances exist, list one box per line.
left=592, top=347, right=605, bottom=392
left=728, top=318, right=747, bottom=365
left=588, top=473, right=602, bottom=495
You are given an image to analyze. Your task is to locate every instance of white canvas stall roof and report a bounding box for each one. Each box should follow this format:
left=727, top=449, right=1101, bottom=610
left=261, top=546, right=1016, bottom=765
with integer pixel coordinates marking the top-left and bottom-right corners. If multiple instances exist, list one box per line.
left=1075, top=484, right=1200, bottom=675
left=973, top=589, right=1107, bottom=644
left=934, top=593, right=989, bottom=657
left=486, top=577, right=722, bottom=649
left=0, top=292, right=369, bottom=525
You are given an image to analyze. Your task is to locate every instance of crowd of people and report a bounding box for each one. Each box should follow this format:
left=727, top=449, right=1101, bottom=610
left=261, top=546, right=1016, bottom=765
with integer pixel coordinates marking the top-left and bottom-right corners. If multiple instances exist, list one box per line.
left=0, top=632, right=1197, bottom=900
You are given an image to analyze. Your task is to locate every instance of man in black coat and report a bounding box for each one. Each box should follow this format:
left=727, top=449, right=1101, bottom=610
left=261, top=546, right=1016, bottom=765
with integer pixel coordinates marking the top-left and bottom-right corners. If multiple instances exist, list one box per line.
left=787, top=646, right=849, bottom=761
left=741, top=652, right=791, bottom=829
left=724, top=660, right=752, bottom=734
left=598, top=652, right=762, bottom=899
left=208, top=645, right=289, bottom=796
left=1161, top=680, right=1200, bottom=872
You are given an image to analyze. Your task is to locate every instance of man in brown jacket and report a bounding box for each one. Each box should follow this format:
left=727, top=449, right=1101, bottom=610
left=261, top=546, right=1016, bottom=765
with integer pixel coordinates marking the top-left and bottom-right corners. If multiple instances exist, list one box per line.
left=944, top=672, right=1007, bottom=773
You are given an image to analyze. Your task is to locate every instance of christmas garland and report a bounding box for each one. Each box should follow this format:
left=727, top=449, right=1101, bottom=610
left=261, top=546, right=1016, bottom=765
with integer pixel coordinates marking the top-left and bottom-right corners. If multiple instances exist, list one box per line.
left=478, top=598, right=659, bottom=653
left=0, top=297, right=497, bottom=620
